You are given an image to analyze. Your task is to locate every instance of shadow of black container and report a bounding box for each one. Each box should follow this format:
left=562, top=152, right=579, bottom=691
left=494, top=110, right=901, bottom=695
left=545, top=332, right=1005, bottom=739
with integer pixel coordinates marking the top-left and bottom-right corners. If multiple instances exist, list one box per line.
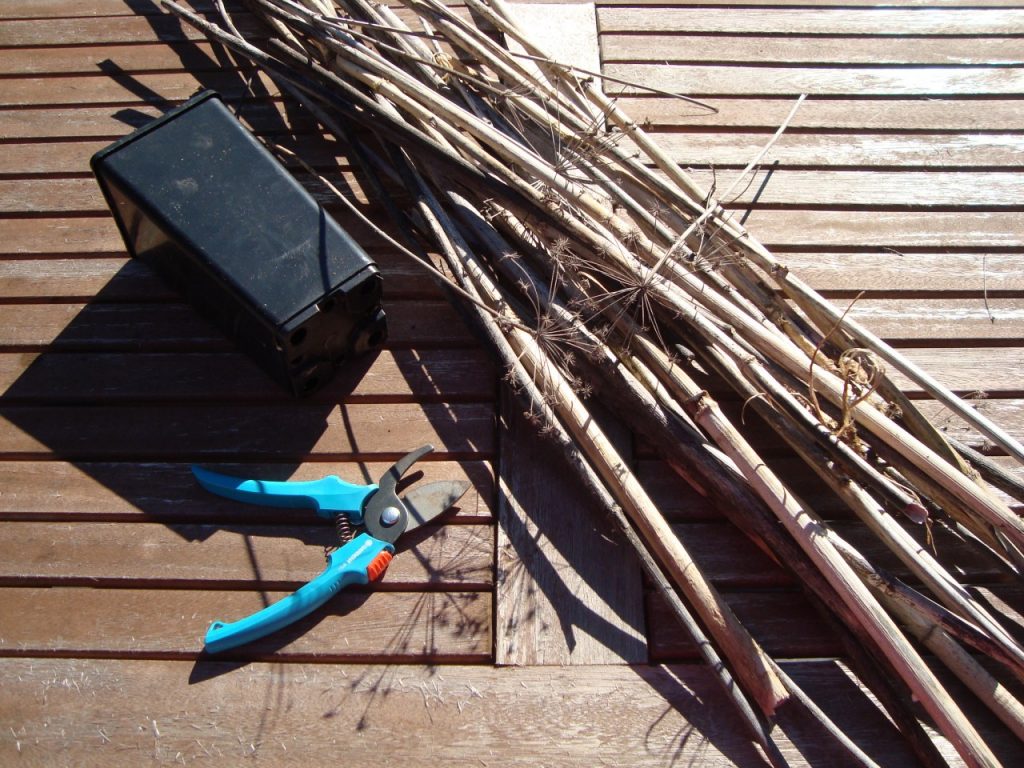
left=91, top=90, right=387, bottom=398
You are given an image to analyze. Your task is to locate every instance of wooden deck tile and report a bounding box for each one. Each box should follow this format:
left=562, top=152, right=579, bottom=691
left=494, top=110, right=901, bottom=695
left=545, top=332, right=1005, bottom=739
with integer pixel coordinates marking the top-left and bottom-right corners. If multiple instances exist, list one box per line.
left=1, top=0, right=1022, bottom=763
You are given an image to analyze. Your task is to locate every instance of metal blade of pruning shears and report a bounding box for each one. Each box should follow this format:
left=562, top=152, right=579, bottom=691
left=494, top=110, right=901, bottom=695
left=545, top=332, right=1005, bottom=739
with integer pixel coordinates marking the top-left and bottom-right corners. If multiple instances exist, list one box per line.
left=402, top=480, right=471, bottom=531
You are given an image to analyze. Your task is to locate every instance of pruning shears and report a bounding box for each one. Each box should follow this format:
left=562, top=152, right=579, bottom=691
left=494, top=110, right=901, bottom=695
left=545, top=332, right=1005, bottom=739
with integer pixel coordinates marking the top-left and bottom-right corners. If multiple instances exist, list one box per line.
left=192, top=444, right=469, bottom=654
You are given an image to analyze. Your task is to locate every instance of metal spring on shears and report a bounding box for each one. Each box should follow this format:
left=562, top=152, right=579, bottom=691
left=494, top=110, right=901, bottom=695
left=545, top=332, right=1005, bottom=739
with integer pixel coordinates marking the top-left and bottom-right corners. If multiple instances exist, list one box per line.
left=324, top=512, right=356, bottom=562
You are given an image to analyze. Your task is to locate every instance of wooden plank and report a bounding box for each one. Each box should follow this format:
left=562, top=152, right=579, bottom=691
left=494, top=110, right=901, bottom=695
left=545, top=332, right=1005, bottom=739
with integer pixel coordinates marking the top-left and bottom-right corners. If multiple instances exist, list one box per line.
left=669, top=520, right=1016, bottom=588
left=0, top=520, right=493, bottom=588
left=0, top=175, right=373, bottom=214
left=0, top=460, right=495, bottom=522
left=0, top=349, right=496, bottom=403
left=0, top=14, right=259, bottom=46
left=7, top=212, right=1024, bottom=266
left=0, top=402, right=496, bottom=459
left=0, top=212, right=405, bottom=257
left=0, top=41, right=235, bottom=75
left=668, top=169, right=1024, bottom=207
left=838, top=302, right=1024, bottom=343
left=0, top=137, right=348, bottom=175
left=742, top=209, right=1024, bottom=248
left=615, top=96, right=1024, bottom=131
left=0, top=103, right=318, bottom=140
left=0, top=0, right=217, bottom=17
left=495, top=391, right=646, bottom=664
left=0, top=254, right=444, bottom=302
left=601, top=33, right=1024, bottom=65
left=8, top=169, right=1024, bottom=210
left=915, top=398, right=1024, bottom=450
left=0, top=71, right=281, bottom=107
left=647, top=589, right=843, bottom=659
left=0, top=586, right=492, bottom=660
left=2, top=253, right=1015, bottom=305
left=2, top=252, right=1019, bottom=304
left=774, top=252, right=1024, bottom=295
left=628, top=132, right=1024, bottom=168
left=0, top=301, right=478, bottom=351
left=19, top=97, right=1023, bottom=140
left=605, top=63, right=1024, bottom=96
left=598, top=8, right=1024, bottom=35
left=0, top=657, right=940, bottom=767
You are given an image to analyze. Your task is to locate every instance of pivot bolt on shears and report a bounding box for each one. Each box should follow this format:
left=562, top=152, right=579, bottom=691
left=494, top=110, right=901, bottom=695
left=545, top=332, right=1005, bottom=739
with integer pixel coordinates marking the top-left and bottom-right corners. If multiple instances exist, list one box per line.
left=192, top=444, right=469, bottom=654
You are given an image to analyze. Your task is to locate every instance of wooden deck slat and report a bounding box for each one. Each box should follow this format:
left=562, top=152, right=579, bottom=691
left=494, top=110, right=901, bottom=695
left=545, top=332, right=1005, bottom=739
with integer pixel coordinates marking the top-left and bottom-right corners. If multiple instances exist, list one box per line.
left=0, top=41, right=234, bottom=75
left=773, top=252, right=1024, bottom=294
left=0, top=459, right=495, bottom=522
left=7, top=64, right=1024, bottom=106
left=599, top=8, right=1024, bottom=35
left=2, top=253, right=1021, bottom=300
left=10, top=34, right=1021, bottom=76
left=0, top=255, right=443, bottom=302
left=6, top=98, right=1022, bottom=138
left=0, top=350, right=496, bottom=403
left=0, top=586, right=492, bottom=660
left=605, top=63, right=1024, bottom=96
left=7, top=169, right=1024, bottom=209
left=0, top=657, right=942, bottom=767
left=0, top=520, right=494, bottom=588
left=601, top=33, right=1024, bottom=65
left=616, top=96, right=1024, bottom=131
left=0, top=71, right=281, bottom=107
left=5, top=212, right=1023, bottom=264
left=0, top=301, right=477, bottom=351
left=626, top=132, right=1024, bottom=168
left=0, top=343, right=1019, bottom=403
left=0, top=402, right=496, bottom=459
left=0, top=298, right=1019, bottom=353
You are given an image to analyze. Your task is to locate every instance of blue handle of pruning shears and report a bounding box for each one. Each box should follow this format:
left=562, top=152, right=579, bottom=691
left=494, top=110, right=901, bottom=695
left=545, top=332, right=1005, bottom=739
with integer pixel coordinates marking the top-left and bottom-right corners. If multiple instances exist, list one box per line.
left=191, top=465, right=377, bottom=521
left=203, top=533, right=394, bottom=655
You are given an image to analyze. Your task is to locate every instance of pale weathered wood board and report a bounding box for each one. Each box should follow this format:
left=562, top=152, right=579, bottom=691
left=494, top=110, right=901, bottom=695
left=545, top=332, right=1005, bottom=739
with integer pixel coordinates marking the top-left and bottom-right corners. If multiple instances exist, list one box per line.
left=0, top=658, right=949, bottom=767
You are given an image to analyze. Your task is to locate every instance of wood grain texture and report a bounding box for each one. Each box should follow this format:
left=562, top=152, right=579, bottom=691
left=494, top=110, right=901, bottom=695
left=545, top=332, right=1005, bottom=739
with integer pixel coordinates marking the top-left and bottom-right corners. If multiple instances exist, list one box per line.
left=615, top=96, right=1024, bottom=131
left=8, top=169, right=1024, bottom=208
left=0, top=586, right=491, bottom=660
left=0, top=301, right=478, bottom=350
left=606, top=63, right=1024, bottom=96
left=0, top=459, right=495, bottom=522
left=495, top=391, right=646, bottom=664
left=0, top=402, right=496, bottom=459
left=0, top=349, right=496, bottom=403
left=601, top=34, right=1024, bottom=65
left=599, top=8, right=1024, bottom=35
left=0, top=658, right=941, bottom=767
left=0, top=520, right=494, bottom=589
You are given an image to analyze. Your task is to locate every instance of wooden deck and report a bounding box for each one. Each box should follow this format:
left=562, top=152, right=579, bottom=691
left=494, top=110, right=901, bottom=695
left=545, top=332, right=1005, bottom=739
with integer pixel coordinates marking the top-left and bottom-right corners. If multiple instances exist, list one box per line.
left=1, top=0, right=1022, bottom=764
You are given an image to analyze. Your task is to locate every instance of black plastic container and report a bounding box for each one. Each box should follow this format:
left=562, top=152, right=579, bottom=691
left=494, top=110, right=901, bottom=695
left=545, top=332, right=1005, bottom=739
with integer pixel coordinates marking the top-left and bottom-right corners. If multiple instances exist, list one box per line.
left=91, top=91, right=387, bottom=397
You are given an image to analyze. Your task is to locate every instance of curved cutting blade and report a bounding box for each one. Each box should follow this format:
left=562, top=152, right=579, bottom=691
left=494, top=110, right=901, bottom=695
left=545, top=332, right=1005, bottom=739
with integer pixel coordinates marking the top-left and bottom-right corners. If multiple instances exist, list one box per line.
left=402, top=480, right=471, bottom=531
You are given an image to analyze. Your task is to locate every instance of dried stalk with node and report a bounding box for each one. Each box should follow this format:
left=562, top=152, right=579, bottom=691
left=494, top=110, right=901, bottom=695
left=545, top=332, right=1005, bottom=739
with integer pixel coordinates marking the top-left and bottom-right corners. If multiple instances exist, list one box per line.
left=163, top=0, right=1023, bottom=763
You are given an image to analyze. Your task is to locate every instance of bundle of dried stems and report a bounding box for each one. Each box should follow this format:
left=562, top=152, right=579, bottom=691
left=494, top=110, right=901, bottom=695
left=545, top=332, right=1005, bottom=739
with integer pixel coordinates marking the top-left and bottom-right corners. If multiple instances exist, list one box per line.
left=163, top=0, right=1024, bottom=764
